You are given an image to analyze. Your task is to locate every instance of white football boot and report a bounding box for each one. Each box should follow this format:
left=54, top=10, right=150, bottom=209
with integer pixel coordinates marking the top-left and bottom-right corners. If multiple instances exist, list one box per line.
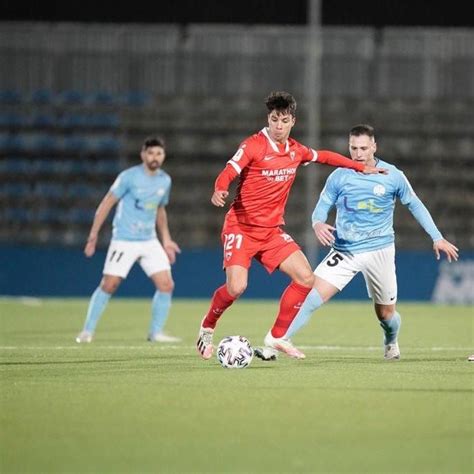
left=384, top=341, right=401, bottom=360
left=148, top=332, right=182, bottom=343
left=259, top=331, right=306, bottom=360
left=196, top=322, right=214, bottom=360
left=75, top=330, right=93, bottom=343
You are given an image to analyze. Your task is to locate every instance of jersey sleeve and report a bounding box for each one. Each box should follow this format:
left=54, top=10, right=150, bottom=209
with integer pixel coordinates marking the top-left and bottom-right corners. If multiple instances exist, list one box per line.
left=215, top=136, right=262, bottom=191
left=109, top=171, right=130, bottom=199
left=395, top=171, right=417, bottom=205
left=300, top=145, right=318, bottom=164
left=226, top=137, right=259, bottom=173
left=311, top=171, right=340, bottom=225
left=396, top=171, right=443, bottom=241
left=160, top=177, right=171, bottom=207
left=315, top=150, right=365, bottom=172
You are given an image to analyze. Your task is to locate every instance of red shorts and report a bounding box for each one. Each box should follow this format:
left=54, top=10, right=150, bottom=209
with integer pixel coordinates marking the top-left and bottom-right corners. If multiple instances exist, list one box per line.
left=221, top=220, right=301, bottom=273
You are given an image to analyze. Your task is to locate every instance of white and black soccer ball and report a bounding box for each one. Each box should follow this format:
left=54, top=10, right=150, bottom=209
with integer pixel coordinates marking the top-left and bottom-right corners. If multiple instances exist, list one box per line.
left=216, top=336, right=254, bottom=369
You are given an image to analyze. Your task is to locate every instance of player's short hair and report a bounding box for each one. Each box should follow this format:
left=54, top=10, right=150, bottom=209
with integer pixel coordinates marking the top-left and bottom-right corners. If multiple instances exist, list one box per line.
left=142, top=136, right=165, bottom=150
left=265, top=91, right=297, bottom=117
left=350, top=124, right=375, bottom=139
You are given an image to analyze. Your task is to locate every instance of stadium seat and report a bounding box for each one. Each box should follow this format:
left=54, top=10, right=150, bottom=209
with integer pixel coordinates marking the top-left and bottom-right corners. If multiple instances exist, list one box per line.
left=0, top=90, right=22, bottom=104
left=56, top=90, right=86, bottom=105
left=30, top=89, right=54, bottom=105
left=121, top=90, right=152, bottom=107
left=90, top=90, right=116, bottom=105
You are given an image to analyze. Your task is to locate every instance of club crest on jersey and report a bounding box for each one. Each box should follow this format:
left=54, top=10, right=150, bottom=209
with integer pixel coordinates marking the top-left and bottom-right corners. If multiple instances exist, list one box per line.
left=373, top=184, right=386, bottom=196
left=290, top=151, right=295, bottom=160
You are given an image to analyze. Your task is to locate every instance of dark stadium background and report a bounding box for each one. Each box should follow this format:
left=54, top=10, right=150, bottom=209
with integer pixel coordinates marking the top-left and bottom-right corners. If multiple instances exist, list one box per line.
left=1, top=0, right=473, bottom=301
left=2, top=0, right=473, bottom=27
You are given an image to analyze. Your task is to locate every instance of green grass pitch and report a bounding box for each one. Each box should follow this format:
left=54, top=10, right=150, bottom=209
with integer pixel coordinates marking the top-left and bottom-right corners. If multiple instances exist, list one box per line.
left=1, top=298, right=472, bottom=473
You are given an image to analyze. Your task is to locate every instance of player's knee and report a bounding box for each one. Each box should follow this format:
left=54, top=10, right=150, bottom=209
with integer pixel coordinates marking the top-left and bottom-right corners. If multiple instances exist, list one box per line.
left=295, top=272, right=315, bottom=288
left=158, top=279, right=174, bottom=293
left=101, top=280, right=119, bottom=294
left=376, top=306, right=395, bottom=320
left=227, top=281, right=247, bottom=298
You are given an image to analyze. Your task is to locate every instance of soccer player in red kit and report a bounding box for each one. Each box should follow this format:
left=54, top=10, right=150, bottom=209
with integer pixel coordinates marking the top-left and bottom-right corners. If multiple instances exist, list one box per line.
left=196, top=91, right=386, bottom=360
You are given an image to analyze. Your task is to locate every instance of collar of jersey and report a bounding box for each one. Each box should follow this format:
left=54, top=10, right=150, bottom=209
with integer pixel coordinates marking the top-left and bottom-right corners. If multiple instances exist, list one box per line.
left=261, top=127, right=290, bottom=153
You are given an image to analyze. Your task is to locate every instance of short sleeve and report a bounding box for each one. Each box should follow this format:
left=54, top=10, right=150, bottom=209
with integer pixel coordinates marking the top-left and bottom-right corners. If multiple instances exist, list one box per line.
left=109, top=171, right=130, bottom=199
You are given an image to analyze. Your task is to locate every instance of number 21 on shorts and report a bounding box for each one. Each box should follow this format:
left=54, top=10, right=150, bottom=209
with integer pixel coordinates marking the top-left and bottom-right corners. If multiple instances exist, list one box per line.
left=224, top=233, right=243, bottom=250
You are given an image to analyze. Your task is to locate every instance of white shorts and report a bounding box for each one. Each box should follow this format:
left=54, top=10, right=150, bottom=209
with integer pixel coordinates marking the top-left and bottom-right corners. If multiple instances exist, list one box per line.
left=314, top=244, right=397, bottom=305
left=103, top=239, right=171, bottom=278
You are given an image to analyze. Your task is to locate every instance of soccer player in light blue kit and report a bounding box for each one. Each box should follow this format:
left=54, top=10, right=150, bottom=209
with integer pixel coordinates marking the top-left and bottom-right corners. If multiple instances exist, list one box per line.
left=268, top=124, right=459, bottom=360
left=76, top=137, right=181, bottom=343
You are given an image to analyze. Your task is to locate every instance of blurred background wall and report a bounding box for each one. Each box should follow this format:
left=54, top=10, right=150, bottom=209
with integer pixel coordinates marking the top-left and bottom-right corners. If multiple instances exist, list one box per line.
left=1, top=1, right=473, bottom=301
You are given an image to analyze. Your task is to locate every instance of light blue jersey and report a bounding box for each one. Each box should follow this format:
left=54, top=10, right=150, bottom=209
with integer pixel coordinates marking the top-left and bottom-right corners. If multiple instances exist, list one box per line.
left=312, top=158, right=443, bottom=253
left=110, top=164, right=171, bottom=241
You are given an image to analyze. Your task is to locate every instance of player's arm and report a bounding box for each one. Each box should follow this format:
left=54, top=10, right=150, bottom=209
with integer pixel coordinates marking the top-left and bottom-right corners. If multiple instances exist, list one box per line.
left=84, top=192, right=118, bottom=257
left=156, top=206, right=181, bottom=264
left=311, top=177, right=338, bottom=247
left=212, top=141, right=254, bottom=207
left=212, top=165, right=237, bottom=207
left=399, top=174, right=459, bottom=262
left=312, top=150, right=387, bottom=174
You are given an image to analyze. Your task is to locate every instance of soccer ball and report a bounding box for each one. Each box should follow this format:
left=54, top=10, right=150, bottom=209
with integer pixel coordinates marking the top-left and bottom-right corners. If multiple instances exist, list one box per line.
left=216, top=336, right=254, bottom=369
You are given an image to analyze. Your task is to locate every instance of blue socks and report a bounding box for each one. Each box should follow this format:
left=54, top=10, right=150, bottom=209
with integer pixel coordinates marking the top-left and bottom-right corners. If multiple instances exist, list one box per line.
left=149, top=291, right=172, bottom=335
left=286, top=288, right=324, bottom=338
left=379, top=312, right=401, bottom=344
left=83, top=287, right=111, bottom=332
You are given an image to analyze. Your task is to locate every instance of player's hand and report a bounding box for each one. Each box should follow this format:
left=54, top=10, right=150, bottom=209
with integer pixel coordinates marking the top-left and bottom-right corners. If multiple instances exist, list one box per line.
left=313, top=222, right=336, bottom=247
left=164, top=241, right=181, bottom=264
left=362, top=165, right=388, bottom=175
left=84, top=235, right=97, bottom=257
left=433, top=239, right=459, bottom=262
left=211, top=190, right=229, bottom=207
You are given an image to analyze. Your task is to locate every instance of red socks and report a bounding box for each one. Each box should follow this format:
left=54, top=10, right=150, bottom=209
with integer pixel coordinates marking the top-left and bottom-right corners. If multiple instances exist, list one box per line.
left=202, top=285, right=237, bottom=329
left=271, top=281, right=312, bottom=338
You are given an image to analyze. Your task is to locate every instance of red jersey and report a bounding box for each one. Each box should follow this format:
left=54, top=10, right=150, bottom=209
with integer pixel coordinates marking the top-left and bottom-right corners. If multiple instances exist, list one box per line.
left=215, top=127, right=364, bottom=228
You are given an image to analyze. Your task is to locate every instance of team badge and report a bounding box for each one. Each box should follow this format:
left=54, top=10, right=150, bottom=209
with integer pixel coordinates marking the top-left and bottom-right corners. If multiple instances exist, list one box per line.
left=290, top=151, right=295, bottom=160
left=373, top=184, right=386, bottom=196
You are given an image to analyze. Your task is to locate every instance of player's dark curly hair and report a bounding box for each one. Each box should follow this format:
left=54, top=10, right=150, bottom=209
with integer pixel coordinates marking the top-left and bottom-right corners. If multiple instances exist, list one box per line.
left=350, top=124, right=375, bottom=138
left=143, top=136, right=165, bottom=149
left=265, top=91, right=297, bottom=117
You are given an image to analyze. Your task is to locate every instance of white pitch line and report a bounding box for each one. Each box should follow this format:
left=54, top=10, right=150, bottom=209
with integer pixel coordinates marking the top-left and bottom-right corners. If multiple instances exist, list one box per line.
left=0, top=345, right=471, bottom=351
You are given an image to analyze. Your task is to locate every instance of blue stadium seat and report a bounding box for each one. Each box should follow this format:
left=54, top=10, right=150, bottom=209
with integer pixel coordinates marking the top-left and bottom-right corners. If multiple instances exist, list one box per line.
left=34, top=182, right=64, bottom=198
left=93, top=135, right=121, bottom=152
left=33, top=134, right=59, bottom=152
left=89, top=114, right=120, bottom=128
left=90, top=91, right=116, bottom=105
left=62, top=135, right=87, bottom=152
left=121, top=90, right=152, bottom=107
left=57, top=113, right=85, bottom=129
left=0, top=90, right=22, bottom=104
left=30, top=89, right=54, bottom=105
left=32, top=113, right=56, bottom=127
left=0, top=113, right=23, bottom=127
left=0, top=134, right=26, bottom=152
left=5, top=207, right=31, bottom=223
left=68, top=208, right=95, bottom=224
left=56, top=90, right=86, bottom=105
left=3, top=182, right=31, bottom=197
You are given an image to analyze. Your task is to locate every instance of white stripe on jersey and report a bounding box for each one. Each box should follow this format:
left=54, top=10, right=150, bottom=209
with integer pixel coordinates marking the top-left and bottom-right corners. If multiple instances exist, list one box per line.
left=261, top=127, right=290, bottom=153
left=228, top=160, right=241, bottom=174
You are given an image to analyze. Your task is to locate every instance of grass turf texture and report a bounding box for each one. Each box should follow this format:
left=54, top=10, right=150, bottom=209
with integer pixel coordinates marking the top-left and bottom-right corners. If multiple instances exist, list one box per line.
left=1, top=298, right=472, bottom=473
